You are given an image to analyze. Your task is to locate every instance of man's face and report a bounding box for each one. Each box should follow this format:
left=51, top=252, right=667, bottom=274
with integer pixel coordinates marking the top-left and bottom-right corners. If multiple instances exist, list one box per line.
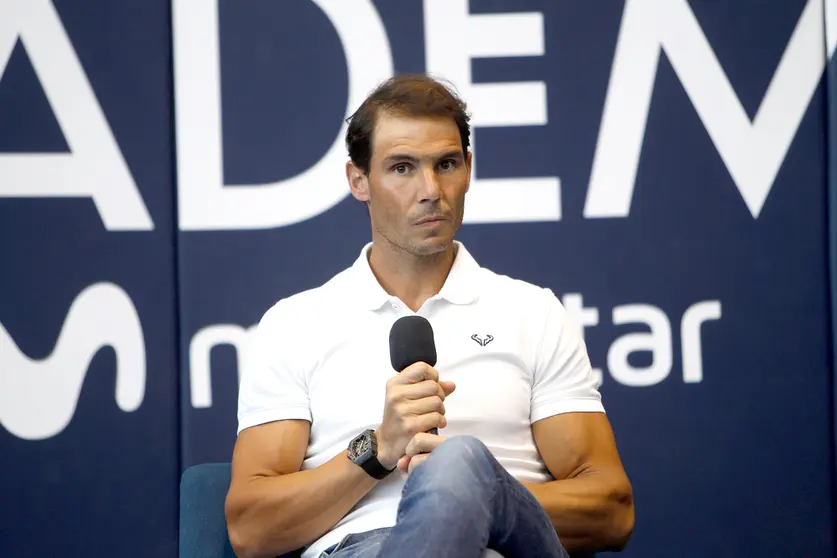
left=348, top=112, right=471, bottom=257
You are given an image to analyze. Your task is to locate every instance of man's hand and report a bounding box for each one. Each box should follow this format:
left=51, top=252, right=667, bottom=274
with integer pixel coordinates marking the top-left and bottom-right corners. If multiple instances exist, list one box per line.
left=375, top=362, right=455, bottom=470
left=397, top=432, right=447, bottom=475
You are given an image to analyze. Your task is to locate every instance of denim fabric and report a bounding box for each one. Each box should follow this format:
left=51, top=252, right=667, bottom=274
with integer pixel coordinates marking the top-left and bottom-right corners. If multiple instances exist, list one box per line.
left=322, top=436, right=568, bottom=558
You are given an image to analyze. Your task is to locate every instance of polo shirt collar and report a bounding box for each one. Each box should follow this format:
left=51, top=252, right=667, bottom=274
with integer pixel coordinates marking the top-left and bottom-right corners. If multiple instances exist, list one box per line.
left=352, top=241, right=480, bottom=310
left=436, top=242, right=480, bottom=305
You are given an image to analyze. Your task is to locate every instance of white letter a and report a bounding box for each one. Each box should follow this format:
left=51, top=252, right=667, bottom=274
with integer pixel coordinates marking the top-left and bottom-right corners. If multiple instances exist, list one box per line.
left=0, top=0, right=153, bottom=231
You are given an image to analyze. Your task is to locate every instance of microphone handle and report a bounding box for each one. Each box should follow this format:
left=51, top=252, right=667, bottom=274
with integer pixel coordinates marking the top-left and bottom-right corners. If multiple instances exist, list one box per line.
left=428, top=427, right=438, bottom=435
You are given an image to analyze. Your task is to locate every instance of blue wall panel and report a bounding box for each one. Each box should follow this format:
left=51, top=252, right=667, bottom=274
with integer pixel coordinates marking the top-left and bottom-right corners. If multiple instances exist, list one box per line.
left=0, top=1, right=179, bottom=556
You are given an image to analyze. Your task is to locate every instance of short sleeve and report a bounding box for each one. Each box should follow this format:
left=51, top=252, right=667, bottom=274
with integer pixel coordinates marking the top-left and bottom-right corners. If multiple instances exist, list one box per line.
left=237, top=303, right=312, bottom=434
left=530, top=290, right=604, bottom=423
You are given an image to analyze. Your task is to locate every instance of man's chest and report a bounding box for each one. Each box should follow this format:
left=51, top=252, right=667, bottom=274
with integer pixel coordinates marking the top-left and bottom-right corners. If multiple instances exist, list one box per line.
left=306, top=309, right=538, bottom=440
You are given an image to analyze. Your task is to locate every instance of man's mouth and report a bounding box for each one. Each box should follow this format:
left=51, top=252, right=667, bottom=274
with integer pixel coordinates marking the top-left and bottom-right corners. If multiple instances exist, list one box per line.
left=415, top=215, right=449, bottom=225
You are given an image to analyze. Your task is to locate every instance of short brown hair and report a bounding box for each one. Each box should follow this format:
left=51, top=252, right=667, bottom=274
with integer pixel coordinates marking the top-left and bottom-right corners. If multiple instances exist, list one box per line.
left=345, top=74, right=471, bottom=174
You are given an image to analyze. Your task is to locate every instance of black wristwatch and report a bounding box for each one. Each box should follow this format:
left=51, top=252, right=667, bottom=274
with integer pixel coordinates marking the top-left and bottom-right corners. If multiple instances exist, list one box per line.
left=347, top=429, right=394, bottom=480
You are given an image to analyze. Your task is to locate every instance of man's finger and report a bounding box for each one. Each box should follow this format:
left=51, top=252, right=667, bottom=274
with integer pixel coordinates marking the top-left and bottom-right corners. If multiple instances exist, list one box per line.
left=407, top=453, right=430, bottom=475
left=413, top=412, right=446, bottom=434
left=397, top=362, right=439, bottom=384
left=397, top=455, right=411, bottom=473
left=401, top=380, right=447, bottom=401
left=405, top=432, right=446, bottom=457
left=404, top=395, right=445, bottom=417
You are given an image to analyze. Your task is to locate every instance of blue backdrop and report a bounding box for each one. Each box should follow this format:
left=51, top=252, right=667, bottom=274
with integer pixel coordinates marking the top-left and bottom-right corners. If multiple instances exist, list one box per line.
left=0, top=1, right=834, bottom=556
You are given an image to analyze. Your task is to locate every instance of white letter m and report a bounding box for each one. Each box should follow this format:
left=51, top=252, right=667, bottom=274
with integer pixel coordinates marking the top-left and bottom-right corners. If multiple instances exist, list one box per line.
left=585, top=0, right=837, bottom=219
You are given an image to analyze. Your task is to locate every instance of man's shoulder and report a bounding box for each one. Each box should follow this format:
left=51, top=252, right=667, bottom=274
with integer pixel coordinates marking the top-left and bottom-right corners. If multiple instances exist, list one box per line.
left=258, top=265, right=355, bottom=329
left=476, top=264, right=556, bottom=306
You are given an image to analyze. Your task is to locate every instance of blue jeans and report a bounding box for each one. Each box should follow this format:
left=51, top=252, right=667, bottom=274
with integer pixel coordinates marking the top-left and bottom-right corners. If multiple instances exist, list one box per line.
left=322, top=436, right=569, bottom=558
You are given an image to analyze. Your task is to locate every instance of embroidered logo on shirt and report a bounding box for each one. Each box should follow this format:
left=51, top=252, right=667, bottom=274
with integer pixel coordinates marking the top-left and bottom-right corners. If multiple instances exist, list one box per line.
left=471, top=334, right=494, bottom=347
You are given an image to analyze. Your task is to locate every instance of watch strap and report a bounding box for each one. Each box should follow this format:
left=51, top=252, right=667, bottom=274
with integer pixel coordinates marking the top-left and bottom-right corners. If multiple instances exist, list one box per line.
left=359, top=454, right=394, bottom=480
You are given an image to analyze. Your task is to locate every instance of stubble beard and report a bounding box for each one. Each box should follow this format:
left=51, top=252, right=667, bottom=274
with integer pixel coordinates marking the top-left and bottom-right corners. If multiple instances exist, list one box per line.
left=372, top=218, right=453, bottom=260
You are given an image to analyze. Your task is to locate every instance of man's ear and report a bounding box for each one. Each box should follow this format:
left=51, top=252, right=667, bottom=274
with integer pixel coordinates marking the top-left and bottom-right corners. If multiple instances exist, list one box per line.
left=464, top=151, right=473, bottom=193
left=347, top=161, right=370, bottom=202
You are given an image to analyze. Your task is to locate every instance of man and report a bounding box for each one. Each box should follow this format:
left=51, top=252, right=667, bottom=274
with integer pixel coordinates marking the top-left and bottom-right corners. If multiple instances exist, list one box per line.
left=225, top=74, right=634, bottom=558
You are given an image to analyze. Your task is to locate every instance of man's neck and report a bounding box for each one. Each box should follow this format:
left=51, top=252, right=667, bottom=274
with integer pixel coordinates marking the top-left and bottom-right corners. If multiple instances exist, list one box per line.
left=368, top=240, right=457, bottom=313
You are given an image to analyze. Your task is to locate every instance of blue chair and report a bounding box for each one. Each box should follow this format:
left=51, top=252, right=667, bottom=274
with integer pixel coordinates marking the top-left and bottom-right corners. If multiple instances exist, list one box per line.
left=179, top=462, right=302, bottom=558
left=179, top=463, right=598, bottom=558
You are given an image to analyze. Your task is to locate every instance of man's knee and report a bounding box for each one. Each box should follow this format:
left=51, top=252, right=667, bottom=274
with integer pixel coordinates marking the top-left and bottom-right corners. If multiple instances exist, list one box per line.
left=423, top=436, right=497, bottom=480
left=435, top=435, right=492, bottom=462
left=405, top=436, right=497, bottom=508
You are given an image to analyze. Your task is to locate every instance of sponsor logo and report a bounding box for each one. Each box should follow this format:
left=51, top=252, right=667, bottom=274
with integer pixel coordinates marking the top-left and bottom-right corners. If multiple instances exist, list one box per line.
left=0, top=283, right=145, bottom=440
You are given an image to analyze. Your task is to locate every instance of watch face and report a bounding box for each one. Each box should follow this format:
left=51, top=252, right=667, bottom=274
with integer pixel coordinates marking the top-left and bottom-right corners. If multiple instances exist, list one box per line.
left=350, top=435, right=371, bottom=458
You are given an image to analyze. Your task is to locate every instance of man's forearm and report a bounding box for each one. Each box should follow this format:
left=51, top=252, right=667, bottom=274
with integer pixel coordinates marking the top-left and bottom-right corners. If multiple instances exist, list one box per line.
left=226, top=450, right=378, bottom=558
left=523, top=472, right=634, bottom=552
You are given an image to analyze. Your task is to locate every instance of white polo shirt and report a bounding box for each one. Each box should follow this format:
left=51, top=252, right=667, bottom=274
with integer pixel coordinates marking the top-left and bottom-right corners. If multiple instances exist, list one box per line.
left=238, top=242, right=604, bottom=558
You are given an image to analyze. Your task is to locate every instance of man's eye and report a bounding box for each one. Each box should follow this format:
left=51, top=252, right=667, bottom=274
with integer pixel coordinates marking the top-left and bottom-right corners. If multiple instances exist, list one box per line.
left=393, top=164, right=410, bottom=175
left=438, top=159, right=456, bottom=171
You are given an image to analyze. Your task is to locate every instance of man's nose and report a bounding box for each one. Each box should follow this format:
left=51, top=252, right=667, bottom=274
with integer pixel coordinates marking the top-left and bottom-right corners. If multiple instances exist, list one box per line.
left=419, top=166, right=443, bottom=202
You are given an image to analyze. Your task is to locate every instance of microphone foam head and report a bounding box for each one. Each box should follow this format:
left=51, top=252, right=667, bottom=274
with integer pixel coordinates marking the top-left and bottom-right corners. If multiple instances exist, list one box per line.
left=389, top=315, right=437, bottom=372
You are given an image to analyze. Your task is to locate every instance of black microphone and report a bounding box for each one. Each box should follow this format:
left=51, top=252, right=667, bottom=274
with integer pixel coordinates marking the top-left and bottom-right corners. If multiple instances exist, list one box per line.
left=389, top=316, right=439, bottom=435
